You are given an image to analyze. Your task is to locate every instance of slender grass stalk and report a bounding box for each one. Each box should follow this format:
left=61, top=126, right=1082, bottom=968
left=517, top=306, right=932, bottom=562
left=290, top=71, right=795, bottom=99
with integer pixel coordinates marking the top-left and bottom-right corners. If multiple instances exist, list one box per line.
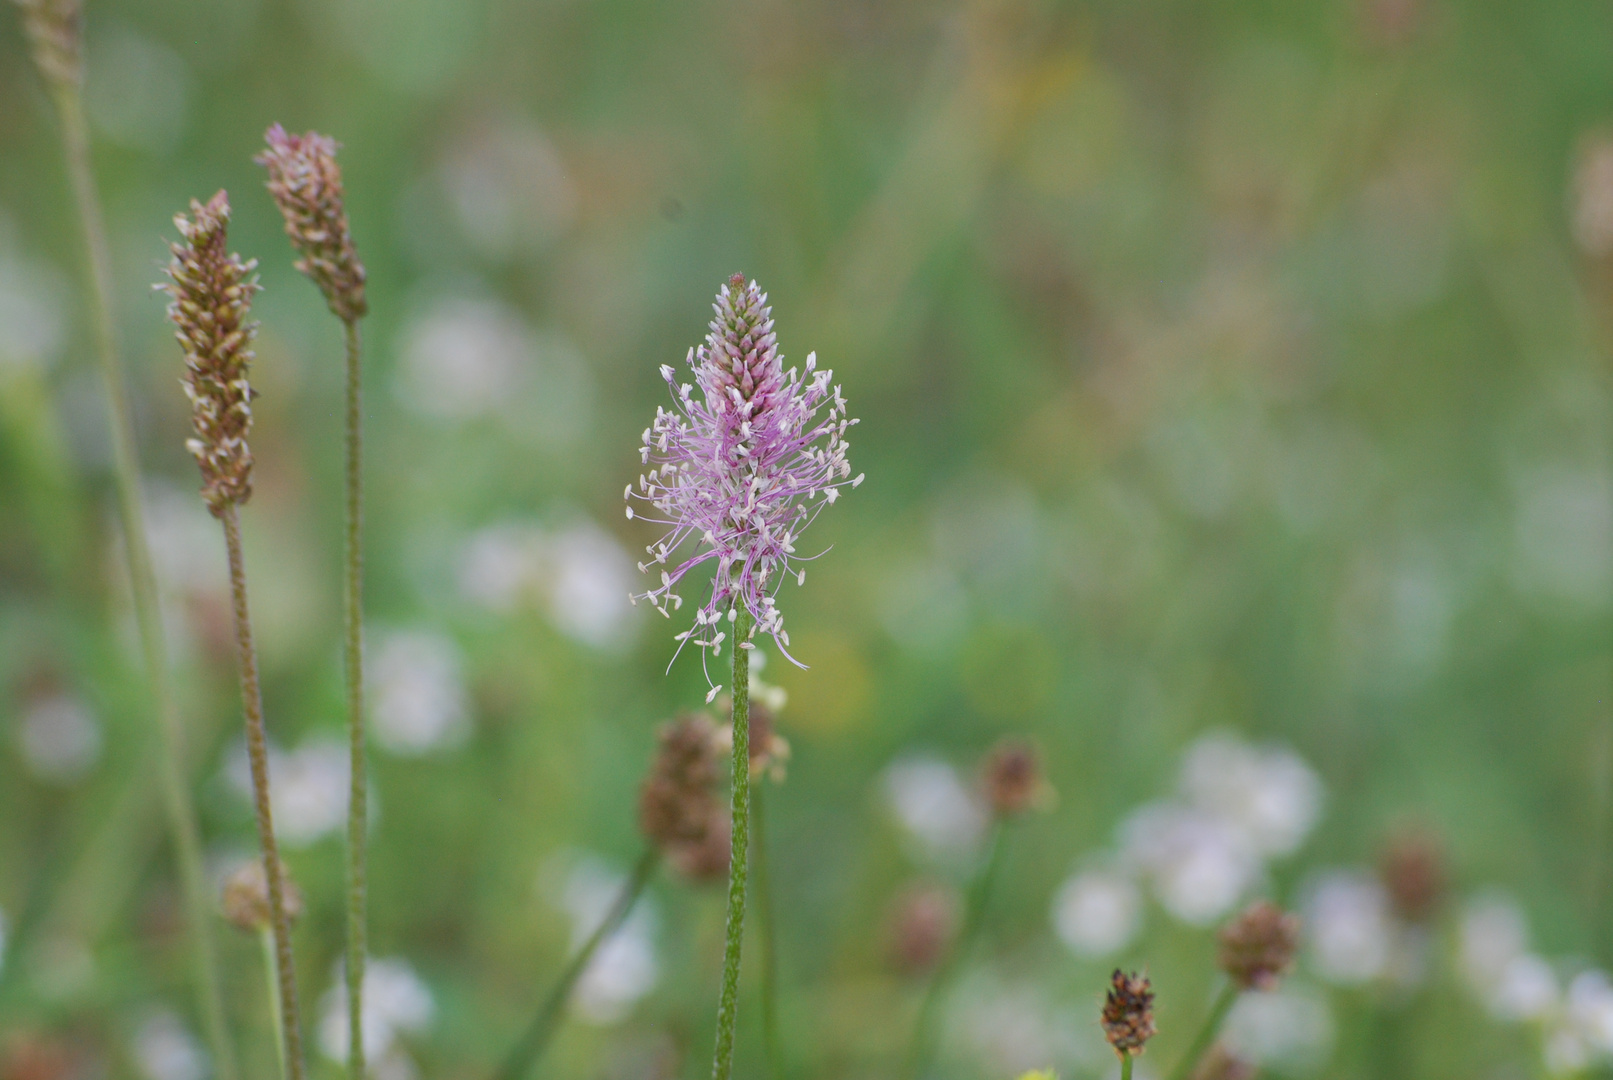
left=46, top=79, right=237, bottom=1080
left=496, top=847, right=661, bottom=1080
left=903, top=823, right=1006, bottom=1080
left=711, top=608, right=753, bottom=1080
left=221, top=505, right=306, bottom=1080
left=341, top=316, right=368, bottom=1080
left=260, top=928, right=287, bottom=1080
left=753, top=783, right=783, bottom=1080
left=1164, top=982, right=1238, bottom=1080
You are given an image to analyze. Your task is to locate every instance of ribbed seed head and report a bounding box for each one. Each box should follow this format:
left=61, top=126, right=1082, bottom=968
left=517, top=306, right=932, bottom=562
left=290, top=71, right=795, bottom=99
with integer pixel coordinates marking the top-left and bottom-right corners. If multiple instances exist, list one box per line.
left=256, top=124, right=367, bottom=322
left=221, top=859, right=304, bottom=933
left=12, top=0, right=80, bottom=88
left=159, top=190, right=260, bottom=516
left=1100, top=970, right=1156, bottom=1057
left=1217, top=899, right=1300, bottom=991
left=982, top=738, right=1051, bottom=818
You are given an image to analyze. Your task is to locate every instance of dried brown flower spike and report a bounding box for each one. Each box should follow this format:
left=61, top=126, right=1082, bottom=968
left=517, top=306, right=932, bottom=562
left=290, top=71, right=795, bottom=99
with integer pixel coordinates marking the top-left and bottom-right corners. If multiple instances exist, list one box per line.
left=638, top=713, right=729, bottom=879
left=11, top=0, right=81, bottom=88
left=982, top=738, right=1052, bottom=818
left=159, top=191, right=260, bottom=516
left=887, top=883, right=959, bottom=976
left=1101, top=969, right=1156, bottom=1058
left=1217, top=899, right=1301, bottom=991
left=1379, top=827, right=1446, bottom=923
left=256, top=126, right=367, bottom=323
left=221, top=860, right=305, bottom=933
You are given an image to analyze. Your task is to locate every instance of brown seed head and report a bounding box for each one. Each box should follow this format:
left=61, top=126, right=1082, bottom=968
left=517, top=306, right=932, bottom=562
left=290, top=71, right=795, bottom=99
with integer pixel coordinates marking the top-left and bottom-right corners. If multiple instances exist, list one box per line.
left=11, top=0, right=81, bottom=89
left=1190, top=1045, right=1256, bottom=1080
left=1100, top=969, right=1156, bottom=1057
left=666, top=806, right=731, bottom=882
left=159, top=190, right=260, bottom=516
left=255, top=124, right=367, bottom=322
left=887, top=883, right=959, bottom=975
left=638, top=713, right=729, bottom=878
left=220, top=859, right=304, bottom=933
left=1378, top=828, right=1445, bottom=923
left=742, top=702, right=792, bottom=782
left=1217, top=899, right=1301, bottom=991
left=982, top=738, right=1050, bottom=818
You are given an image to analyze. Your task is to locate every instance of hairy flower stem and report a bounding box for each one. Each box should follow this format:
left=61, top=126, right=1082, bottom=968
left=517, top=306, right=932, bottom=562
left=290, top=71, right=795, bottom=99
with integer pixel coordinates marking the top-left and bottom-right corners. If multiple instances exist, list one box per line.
left=221, top=506, right=306, bottom=1080
left=47, top=80, right=237, bottom=1080
left=903, top=823, right=1006, bottom=1080
left=1165, top=982, right=1238, bottom=1080
left=711, top=608, right=753, bottom=1080
left=341, top=316, right=368, bottom=1080
left=496, top=847, right=661, bottom=1080
left=753, top=784, right=783, bottom=1080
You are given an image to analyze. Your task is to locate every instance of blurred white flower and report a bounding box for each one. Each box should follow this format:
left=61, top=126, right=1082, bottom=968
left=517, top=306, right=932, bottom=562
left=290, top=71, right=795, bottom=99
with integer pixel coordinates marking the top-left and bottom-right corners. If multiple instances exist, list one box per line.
left=1459, top=892, right=1532, bottom=996
left=368, top=629, right=471, bottom=755
left=85, top=24, right=190, bottom=153
left=954, top=976, right=1086, bottom=1076
left=440, top=119, right=576, bottom=260
left=1304, top=871, right=1391, bottom=984
left=559, top=858, right=659, bottom=1024
left=883, top=755, right=988, bottom=863
left=458, top=518, right=639, bottom=649
left=1179, top=732, right=1323, bottom=857
left=1568, top=970, right=1613, bottom=1052
left=319, top=957, right=435, bottom=1062
left=1491, top=954, right=1560, bottom=1022
left=132, top=1010, right=206, bottom=1080
left=1545, top=1023, right=1592, bottom=1076
left=1051, top=865, right=1142, bottom=958
left=227, top=737, right=351, bottom=846
left=0, top=250, right=67, bottom=369
left=1510, top=464, right=1613, bottom=609
left=1119, top=803, right=1262, bottom=925
left=143, top=479, right=228, bottom=598
left=1221, top=984, right=1335, bottom=1068
left=17, top=693, right=101, bottom=783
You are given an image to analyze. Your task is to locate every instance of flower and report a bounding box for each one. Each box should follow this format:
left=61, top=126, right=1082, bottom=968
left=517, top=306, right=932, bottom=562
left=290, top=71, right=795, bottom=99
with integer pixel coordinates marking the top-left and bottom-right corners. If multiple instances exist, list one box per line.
left=1217, top=900, right=1300, bottom=991
left=318, top=957, right=433, bottom=1062
left=981, top=738, right=1051, bottom=818
left=627, top=275, right=861, bottom=677
left=1100, top=970, right=1156, bottom=1057
left=131, top=1010, right=206, bottom=1080
left=16, top=692, right=100, bottom=783
left=637, top=714, right=729, bottom=879
left=220, top=858, right=305, bottom=933
left=887, top=883, right=958, bottom=975
left=1303, top=871, right=1391, bottom=984
left=883, top=754, right=988, bottom=863
left=1051, top=865, right=1142, bottom=958
left=158, top=191, right=260, bottom=516
left=256, top=125, right=367, bottom=322
left=367, top=628, right=471, bottom=754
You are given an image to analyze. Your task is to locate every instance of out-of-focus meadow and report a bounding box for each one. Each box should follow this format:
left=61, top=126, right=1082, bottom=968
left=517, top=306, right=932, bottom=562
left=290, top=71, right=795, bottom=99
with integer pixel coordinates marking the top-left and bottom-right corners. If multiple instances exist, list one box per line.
left=4, top=0, right=1613, bottom=1076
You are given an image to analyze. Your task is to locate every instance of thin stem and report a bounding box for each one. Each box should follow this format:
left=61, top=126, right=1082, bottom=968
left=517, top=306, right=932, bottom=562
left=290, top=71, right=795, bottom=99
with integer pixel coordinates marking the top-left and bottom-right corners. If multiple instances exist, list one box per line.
left=48, top=80, right=237, bottom=1080
left=711, top=608, right=753, bottom=1080
left=261, top=928, right=287, bottom=1080
left=495, top=847, right=661, bottom=1080
left=902, top=823, right=1007, bottom=1080
left=341, top=317, right=368, bottom=1080
left=1120, top=1053, right=1134, bottom=1080
left=753, top=783, right=783, bottom=1080
left=221, top=505, right=306, bottom=1080
left=1165, top=982, right=1239, bottom=1080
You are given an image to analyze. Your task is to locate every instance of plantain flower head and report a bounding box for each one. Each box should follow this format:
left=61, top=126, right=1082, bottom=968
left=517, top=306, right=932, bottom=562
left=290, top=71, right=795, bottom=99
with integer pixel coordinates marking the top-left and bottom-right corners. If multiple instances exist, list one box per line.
left=11, top=0, right=81, bottom=88
left=256, top=125, right=367, bottom=322
left=627, top=274, right=860, bottom=685
left=159, top=191, right=260, bottom=516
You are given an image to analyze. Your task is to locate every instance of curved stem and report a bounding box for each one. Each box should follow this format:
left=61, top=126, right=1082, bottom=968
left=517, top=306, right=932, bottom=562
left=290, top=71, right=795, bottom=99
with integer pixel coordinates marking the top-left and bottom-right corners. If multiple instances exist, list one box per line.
left=711, top=609, right=753, bottom=1080
left=495, top=847, right=661, bottom=1080
left=903, top=822, right=1006, bottom=1080
left=341, top=317, right=368, bottom=1080
left=222, top=506, right=306, bottom=1080
left=50, top=80, right=237, bottom=1080
left=753, top=783, right=783, bottom=1080
left=1165, top=982, right=1238, bottom=1080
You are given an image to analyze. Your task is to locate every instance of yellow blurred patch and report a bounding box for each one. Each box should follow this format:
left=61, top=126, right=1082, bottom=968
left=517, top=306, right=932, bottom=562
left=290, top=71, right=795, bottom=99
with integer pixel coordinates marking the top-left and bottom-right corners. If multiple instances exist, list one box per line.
left=771, top=632, right=872, bottom=737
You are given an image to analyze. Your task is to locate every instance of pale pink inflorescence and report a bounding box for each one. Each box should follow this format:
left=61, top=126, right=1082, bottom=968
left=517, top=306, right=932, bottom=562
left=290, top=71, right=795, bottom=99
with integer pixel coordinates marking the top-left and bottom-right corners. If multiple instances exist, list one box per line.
left=255, top=124, right=367, bottom=323
left=627, top=274, right=861, bottom=685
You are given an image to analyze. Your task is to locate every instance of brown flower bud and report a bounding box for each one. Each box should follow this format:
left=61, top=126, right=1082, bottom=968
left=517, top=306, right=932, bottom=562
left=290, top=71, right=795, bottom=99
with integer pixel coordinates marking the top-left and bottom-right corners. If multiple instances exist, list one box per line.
left=1100, top=969, right=1156, bottom=1058
left=638, top=714, right=721, bottom=845
left=158, top=191, right=260, bottom=516
left=255, top=125, right=367, bottom=323
left=887, top=883, right=958, bottom=975
left=666, top=806, right=730, bottom=882
left=11, top=0, right=81, bottom=89
left=220, top=859, right=304, bottom=933
left=982, top=738, right=1050, bottom=818
left=1217, top=899, right=1300, bottom=991
left=1191, top=1045, right=1256, bottom=1080
left=1378, top=828, right=1445, bottom=923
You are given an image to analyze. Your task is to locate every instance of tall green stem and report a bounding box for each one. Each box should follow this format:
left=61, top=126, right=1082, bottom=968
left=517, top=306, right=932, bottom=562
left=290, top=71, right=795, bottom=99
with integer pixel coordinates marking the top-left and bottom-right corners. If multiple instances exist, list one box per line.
left=260, top=928, right=288, bottom=1080
left=341, top=317, right=368, bottom=1080
left=48, top=80, right=237, bottom=1080
left=711, top=608, right=753, bottom=1080
left=903, top=822, right=1006, bottom=1080
left=1165, top=982, right=1238, bottom=1080
left=1120, top=1053, right=1134, bottom=1080
left=495, top=847, right=661, bottom=1080
left=222, top=506, right=306, bottom=1080
left=753, top=783, right=783, bottom=1080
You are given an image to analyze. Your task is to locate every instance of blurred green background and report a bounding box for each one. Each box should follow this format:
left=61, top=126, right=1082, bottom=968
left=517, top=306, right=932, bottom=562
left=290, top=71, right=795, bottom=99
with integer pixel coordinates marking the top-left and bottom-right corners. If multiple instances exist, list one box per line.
left=4, top=0, right=1613, bottom=1076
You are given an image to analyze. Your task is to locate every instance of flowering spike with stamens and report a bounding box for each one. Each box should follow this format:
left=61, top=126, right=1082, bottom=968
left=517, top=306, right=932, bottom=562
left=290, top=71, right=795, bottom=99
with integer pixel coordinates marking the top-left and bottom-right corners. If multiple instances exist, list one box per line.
left=160, top=190, right=260, bottom=517
left=255, top=125, right=367, bottom=322
left=628, top=274, right=860, bottom=666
